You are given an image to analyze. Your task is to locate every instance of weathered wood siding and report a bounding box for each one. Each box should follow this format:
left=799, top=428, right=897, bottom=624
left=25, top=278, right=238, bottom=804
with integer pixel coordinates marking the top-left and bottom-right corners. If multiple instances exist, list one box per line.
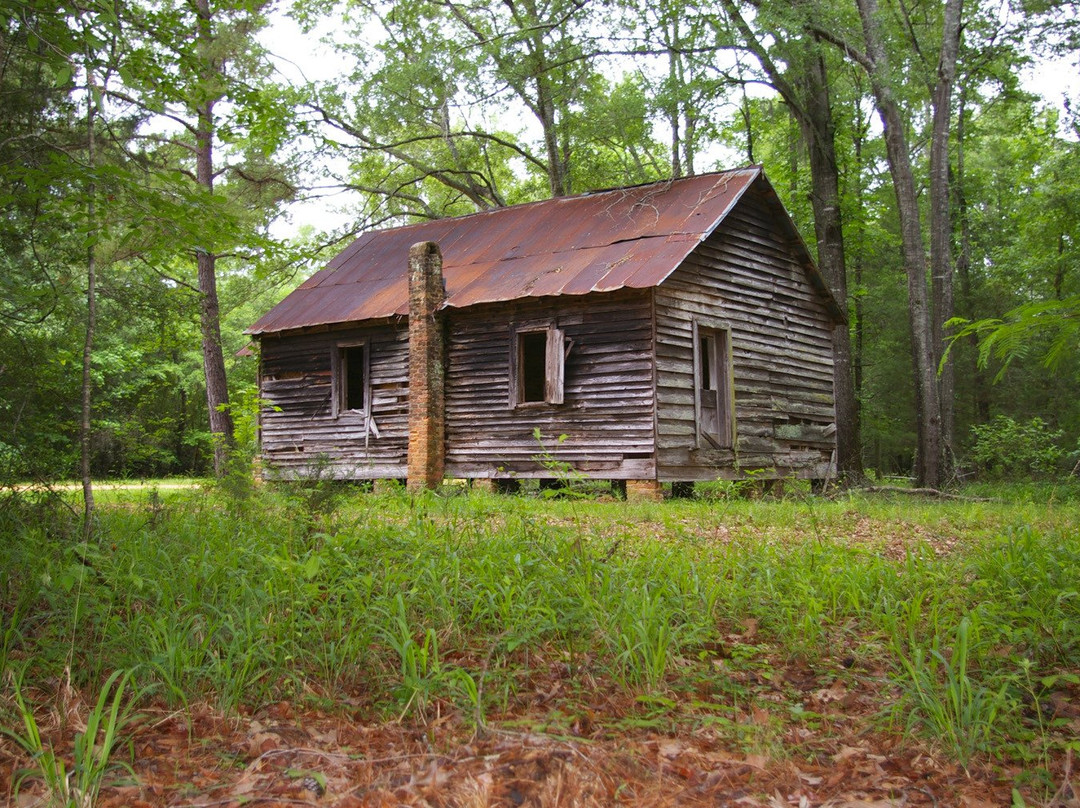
left=655, top=191, right=837, bottom=481
left=444, top=289, right=657, bottom=479
left=258, top=322, right=410, bottom=478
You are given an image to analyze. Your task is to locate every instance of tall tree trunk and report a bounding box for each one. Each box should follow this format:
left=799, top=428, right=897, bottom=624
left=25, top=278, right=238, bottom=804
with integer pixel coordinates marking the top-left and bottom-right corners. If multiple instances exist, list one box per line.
left=667, top=22, right=683, bottom=178
left=718, top=0, right=863, bottom=481
left=855, top=133, right=864, bottom=470
left=195, top=0, right=235, bottom=476
left=857, top=0, right=943, bottom=488
left=800, top=48, right=863, bottom=481
left=517, top=0, right=568, bottom=197
left=81, top=71, right=96, bottom=529
left=929, top=0, right=963, bottom=476
left=852, top=95, right=870, bottom=475
left=536, top=78, right=567, bottom=196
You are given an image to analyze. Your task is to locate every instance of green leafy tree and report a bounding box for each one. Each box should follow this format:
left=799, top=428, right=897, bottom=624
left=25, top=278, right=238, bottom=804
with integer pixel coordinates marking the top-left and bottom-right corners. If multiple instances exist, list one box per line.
left=305, top=0, right=676, bottom=220
left=945, top=87, right=1080, bottom=450
left=714, top=0, right=865, bottom=481
left=113, top=0, right=296, bottom=475
left=969, top=415, right=1065, bottom=479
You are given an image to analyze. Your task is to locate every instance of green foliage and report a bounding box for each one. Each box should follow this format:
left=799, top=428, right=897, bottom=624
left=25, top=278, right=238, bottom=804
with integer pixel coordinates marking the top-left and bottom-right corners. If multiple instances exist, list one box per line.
left=969, top=415, right=1065, bottom=480
left=891, top=615, right=1013, bottom=769
left=3, top=484, right=1079, bottom=785
left=968, top=525, right=1080, bottom=668
left=883, top=522, right=1080, bottom=777
left=948, top=294, right=1080, bottom=380
left=4, top=668, right=143, bottom=808
left=376, top=593, right=479, bottom=722
left=3, top=0, right=1077, bottom=486
left=0, top=0, right=303, bottom=483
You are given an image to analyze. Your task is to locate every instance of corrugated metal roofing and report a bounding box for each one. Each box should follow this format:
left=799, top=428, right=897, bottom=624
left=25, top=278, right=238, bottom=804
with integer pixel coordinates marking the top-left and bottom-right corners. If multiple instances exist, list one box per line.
left=248, top=167, right=820, bottom=335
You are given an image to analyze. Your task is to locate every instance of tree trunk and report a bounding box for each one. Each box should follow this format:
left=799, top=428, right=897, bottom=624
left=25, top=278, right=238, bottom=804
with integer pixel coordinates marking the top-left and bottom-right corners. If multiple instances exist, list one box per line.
left=853, top=103, right=869, bottom=472
left=929, top=0, right=963, bottom=474
left=667, top=28, right=683, bottom=178
left=857, top=0, right=943, bottom=488
left=717, top=0, right=863, bottom=481
left=81, top=72, right=96, bottom=529
left=195, top=0, right=235, bottom=477
left=800, top=48, right=863, bottom=481
left=517, top=0, right=568, bottom=197
left=536, top=77, right=567, bottom=197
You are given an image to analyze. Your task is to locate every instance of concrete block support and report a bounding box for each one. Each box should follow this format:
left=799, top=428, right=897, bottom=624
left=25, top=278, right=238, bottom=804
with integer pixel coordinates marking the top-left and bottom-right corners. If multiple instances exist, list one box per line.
left=407, top=241, right=446, bottom=493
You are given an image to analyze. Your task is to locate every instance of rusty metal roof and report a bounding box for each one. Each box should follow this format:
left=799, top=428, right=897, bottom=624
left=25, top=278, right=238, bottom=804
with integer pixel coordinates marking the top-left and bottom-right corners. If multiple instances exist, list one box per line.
left=248, top=167, right=832, bottom=335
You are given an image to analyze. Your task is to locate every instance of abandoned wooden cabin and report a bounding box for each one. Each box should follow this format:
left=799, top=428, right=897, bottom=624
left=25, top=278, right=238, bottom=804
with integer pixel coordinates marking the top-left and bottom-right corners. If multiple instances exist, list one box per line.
left=246, top=167, right=844, bottom=498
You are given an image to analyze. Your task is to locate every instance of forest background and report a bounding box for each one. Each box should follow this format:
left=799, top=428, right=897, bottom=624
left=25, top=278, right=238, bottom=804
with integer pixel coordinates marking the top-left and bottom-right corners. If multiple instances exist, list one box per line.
left=1, top=0, right=1078, bottom=489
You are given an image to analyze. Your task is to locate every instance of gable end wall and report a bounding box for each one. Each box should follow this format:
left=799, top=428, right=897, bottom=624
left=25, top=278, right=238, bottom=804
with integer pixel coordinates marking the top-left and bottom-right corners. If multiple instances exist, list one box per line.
left=654, top=191, right=837, bottom=481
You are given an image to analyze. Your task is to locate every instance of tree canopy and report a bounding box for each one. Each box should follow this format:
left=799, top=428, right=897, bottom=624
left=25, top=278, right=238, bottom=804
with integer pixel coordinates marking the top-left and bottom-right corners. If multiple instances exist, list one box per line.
left=2, top=0, right=1077, bottom=484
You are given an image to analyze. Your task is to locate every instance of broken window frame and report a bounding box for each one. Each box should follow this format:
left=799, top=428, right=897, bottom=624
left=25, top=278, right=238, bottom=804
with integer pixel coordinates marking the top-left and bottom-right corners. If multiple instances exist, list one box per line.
left=331, top=339, right=370, bottom=417
left=509, top=320, right=566, bottom=408
left=692, top=319, right=735, bottom=450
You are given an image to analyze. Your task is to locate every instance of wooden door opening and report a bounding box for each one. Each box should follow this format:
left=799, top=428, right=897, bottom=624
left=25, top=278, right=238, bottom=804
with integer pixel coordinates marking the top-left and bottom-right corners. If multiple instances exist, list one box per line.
left=695, top=325, right=733, bottom=449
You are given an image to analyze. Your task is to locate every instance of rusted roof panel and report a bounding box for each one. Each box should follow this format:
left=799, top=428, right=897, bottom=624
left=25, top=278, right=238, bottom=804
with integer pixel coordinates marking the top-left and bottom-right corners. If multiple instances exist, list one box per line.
left=248, top=168, right=765, bottom=335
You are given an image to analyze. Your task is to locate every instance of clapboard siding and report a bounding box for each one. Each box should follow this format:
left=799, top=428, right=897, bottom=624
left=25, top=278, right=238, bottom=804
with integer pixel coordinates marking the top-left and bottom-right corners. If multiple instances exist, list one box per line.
left=258, top=322, right=410, bottom=479
left=443, top=289, right=657, bottom=479
left=654, top=191, right=837, bottom=481
left=253, top=175, right=840, bottom=486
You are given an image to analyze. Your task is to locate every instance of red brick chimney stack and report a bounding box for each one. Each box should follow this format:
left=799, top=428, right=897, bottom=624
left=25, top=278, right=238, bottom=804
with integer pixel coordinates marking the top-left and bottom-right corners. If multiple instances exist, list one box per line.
left=407, top=241, right=446, bottom=492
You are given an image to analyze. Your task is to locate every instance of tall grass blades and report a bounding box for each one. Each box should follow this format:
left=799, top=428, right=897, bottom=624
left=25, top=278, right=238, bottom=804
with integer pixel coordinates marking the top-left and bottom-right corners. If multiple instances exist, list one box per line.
left=1, top=571, right=36, bottom=678
left=4, top=668, right=142, bottom=808
left=377, top=593, right=449, bottom=720
left=4, top=484, right=1078, bottom=780
left=616, top=583, right=679, bottom=690
left=891, top=615, right=1014, bottom=768
left=970, top=525, right=1080, bottom=667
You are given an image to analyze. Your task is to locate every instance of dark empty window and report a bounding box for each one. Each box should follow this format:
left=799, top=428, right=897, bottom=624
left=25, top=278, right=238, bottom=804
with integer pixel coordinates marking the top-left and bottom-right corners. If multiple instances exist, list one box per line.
left=519, top=331, right=548, bottom=403
left=336, top=343, right=367, bottom=414
left=511, top=325, right=565, bottom=407
left=699, top=336, right=713, bottom=390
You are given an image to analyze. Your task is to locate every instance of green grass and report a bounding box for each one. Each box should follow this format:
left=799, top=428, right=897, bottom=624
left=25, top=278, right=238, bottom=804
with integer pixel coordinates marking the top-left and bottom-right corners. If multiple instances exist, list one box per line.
left=2, top=480, right=1079, bottom=801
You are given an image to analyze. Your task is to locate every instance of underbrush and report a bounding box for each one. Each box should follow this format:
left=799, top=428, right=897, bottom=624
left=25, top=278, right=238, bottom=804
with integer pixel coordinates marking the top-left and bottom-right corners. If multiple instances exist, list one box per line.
left=1, top=483, right=1078, bottom=803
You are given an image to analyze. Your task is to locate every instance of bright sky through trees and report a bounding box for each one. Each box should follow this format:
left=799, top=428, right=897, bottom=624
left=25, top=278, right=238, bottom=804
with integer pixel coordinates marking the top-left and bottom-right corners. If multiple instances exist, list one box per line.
left=259, top=6, right=1078, bottom=237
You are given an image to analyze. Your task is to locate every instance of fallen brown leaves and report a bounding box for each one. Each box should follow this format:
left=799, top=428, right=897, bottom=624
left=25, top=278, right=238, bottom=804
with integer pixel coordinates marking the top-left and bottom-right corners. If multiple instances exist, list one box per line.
left=4, top=685, right=1044, bottom=808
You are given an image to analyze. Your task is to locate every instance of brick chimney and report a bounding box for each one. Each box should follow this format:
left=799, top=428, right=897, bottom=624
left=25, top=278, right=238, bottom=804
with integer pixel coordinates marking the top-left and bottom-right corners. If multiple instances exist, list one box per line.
left=407, top=241, right=446, bottom=492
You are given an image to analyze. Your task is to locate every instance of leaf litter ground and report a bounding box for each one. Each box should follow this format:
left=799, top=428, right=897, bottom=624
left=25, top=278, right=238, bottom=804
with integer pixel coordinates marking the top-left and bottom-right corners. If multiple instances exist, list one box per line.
left=3, top=493, right=1079, bottom=807
left=7, top=667, right=1072, bottom=808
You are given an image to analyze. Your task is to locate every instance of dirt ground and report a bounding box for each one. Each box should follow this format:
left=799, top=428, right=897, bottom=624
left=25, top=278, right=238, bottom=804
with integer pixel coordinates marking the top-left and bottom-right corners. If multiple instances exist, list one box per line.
left=5, top=669, right=1079, bottom=808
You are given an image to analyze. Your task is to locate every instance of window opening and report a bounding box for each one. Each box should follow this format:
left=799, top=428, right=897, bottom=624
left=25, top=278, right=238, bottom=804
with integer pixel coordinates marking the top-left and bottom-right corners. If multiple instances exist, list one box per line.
left=511, top=324, right=565, bottom=407
left=337, top=343, right=367, bottom=413
left=696, top=325, right=733, bottom=449
left=519, top=332, right=548, bottom=403
left=699, top=336, right=713, bottom=390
